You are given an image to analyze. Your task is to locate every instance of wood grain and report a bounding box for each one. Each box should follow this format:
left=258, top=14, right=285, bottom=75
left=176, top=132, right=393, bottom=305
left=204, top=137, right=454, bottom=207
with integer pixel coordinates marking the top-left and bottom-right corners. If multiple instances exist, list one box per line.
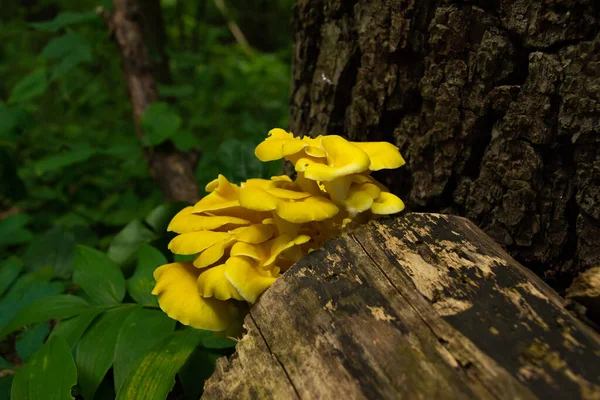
left=203, top=213, right=600, bottom=400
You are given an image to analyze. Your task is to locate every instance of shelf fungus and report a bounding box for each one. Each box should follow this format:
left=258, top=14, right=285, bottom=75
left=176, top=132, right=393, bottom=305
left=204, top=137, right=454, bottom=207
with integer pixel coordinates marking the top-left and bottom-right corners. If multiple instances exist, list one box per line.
left=152, top=129, right=407, bottom=334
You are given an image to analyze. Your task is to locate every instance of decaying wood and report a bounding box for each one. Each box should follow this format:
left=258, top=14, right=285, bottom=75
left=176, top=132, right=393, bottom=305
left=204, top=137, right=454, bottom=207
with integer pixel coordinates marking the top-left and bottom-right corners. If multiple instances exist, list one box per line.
left=101, top=1, right=200, bottom=203
left=289, top=0, right=600, bottom=291
left=203, top=213, right=600, bottom=400
left=568, top=267, right=600, bottom=325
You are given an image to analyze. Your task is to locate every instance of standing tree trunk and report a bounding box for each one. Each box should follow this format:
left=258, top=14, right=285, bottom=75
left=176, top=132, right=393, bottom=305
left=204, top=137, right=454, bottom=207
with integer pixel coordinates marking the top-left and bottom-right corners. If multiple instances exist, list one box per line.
left=101, top=0, right=200, bottom=203
left=288, top=0, right=600, bottom=293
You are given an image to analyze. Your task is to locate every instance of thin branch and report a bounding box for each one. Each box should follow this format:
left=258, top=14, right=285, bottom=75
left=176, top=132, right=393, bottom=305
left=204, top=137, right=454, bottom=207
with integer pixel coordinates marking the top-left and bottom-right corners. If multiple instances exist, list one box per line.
left=213, top=0, right=254, bottom=56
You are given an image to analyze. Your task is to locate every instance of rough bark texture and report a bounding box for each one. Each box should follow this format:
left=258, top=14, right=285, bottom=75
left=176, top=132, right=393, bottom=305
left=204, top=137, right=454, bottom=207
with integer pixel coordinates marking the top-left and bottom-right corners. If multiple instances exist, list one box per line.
left=288, top=0, right=600, bottom=292
left=102, top=0, right=200, bottom=203
left=202, top=214, right=600, bottom=399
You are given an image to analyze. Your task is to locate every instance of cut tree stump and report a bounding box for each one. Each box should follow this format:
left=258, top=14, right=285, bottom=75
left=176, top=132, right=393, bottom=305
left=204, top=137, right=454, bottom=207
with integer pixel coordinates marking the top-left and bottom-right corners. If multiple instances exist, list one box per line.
left=202, top=213, right=600, bottom=400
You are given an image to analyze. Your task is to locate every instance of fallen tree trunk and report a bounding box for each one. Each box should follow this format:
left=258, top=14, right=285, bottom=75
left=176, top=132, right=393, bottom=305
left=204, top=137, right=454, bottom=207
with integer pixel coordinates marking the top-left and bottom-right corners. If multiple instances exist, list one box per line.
left=202, top=213, right=600, bottom=400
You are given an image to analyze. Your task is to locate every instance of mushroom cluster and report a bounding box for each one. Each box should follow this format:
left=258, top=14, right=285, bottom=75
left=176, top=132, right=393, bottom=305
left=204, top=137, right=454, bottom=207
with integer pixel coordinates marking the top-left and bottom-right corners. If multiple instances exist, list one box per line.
left=152, top=129, right=406, bottom=334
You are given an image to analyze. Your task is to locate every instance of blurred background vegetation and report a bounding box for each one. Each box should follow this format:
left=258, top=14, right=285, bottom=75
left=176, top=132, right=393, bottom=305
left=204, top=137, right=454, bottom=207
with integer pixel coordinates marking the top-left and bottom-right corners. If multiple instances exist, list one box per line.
left=0, top=0, right=294, bottom=398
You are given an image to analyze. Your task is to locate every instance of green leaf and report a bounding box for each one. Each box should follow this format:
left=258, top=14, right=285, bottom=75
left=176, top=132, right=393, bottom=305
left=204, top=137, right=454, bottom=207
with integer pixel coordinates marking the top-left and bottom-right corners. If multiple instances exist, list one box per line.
left=0, top=257, right=23, bottom=297
left=145, top=202, right=188, bottom=233
left=9, top=69, right=48, bottom=104
left=48, top=308, right=104, bottom=349
left=40, top=32, right=93, bottom=80
left=157, top=84, right=194, bottom=98
left=172, top=130, right=201, bottom=152
left=33, top=147, right=95, bottom=175
left=11, top=337, right=77, bottom=400
left=0, top=375, right=12, bottom=400
left=23, top=228, right=77, bottom=279
left=76, top=305, right=137, bottom=400
left=30, top=11, right=98, bottom=32
left=127, top=245, right=166, bottom=306
left=16, top=322, right=50, bottom=362
left=197, top=330, right=236, bottom=349
left=0, top=214, right=33, bottom=247
left=108, top=220, right=157, bottom=266
left=113, top=309, right=176, bottom=393
left=73, top=246, right=126, bottom=305
left=0, top=272, right=66, bottom=332
left=178, top=348, right=223, bottom=399
left=116, top=329, right=203, bottom=400
left=140, top=102, right=182, bottom=147
left=0, top=295, right=89, bottom=343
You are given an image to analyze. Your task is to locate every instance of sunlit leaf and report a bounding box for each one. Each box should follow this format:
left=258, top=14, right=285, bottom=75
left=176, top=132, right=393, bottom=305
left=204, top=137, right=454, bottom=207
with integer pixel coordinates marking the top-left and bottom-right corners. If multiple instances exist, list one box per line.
left=108, top=220, right=157, bottom=266
left=73, top=246, right=126, bottom=305
left=113, top=308, right=176, bottom=393
left=178, top=347, right=223, bottom=399
left=48, top=308, right=104, bottom=349
left=0, top=272, right=66, bottom=332
left=40, top=32, right=92, bottom=80
left=76, top=305, right=137, bottom=400
left=116, top=329, right=203, bottom=400
left=127, top=245, right=166, bottom=306
left=11, top=337, right=77, bottom=400
left=0, top=295, right=89, bottom=342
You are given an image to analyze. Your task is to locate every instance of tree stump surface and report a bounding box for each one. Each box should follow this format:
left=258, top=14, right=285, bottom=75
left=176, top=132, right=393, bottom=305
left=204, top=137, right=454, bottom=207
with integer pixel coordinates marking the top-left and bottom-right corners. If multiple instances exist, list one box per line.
left=202, top=213, right=600, bottom=400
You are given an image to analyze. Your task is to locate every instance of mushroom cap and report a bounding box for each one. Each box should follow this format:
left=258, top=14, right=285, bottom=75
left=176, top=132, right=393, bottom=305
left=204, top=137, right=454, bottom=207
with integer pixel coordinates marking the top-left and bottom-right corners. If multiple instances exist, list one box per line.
left=295, top=135, right=371, bottom=181
left=168, top=206, right=250, bottom=233
left=152, top=262, right=239, bottom=331
left=168, top=231, right=232, bottom=255
left=239, top=186, right=339, bottom=224
left=192, top=175, right=240, bottom=213
left=371, top=192, right=405, bottom=215
left=197, top=264, right=244, bottom=301
left=224, top=256, right=278, bottom=303
left=353, top=141, right=406, bottom=171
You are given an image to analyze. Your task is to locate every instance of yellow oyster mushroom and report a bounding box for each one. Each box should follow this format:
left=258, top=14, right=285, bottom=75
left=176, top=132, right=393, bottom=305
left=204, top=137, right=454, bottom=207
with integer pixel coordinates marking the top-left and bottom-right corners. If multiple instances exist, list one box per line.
left=192, top=175, right=240, bottom=213
left=239, top=186, right=339, bottom=224
left=342, top=182, right=382, bottom=216
left=254, top=128, right=308, bottom=161
left=353, top=142, right=406, bottom=171
left=197, top=264, right=244, bottom=301
left=152, top=262, right=239, bottom=331
left=193, top=224, right=275, bottom=269
left=263, top=233, right=311, bottom=266
left=224, top=256, right=278, bottom=303
left=371, top=192, right=405, bottom=215
left=168, top=231, right=232, bottom=255
left=167, top=206, right=250, bottom=234
left=295, top=135, right=371, bottom=181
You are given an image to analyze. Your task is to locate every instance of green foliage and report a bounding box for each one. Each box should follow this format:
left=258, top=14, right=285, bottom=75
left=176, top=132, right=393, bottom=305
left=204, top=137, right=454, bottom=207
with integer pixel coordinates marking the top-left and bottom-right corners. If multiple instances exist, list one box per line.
left=11, top=337, right=77, bottom=400
left=1, top=0, right=293, bottom=398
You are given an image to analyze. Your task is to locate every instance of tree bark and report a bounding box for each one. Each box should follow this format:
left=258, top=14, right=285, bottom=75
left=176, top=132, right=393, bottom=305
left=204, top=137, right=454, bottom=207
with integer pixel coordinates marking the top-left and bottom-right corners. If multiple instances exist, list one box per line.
left=102, top=0, right=200, bottom=203
left=202, top=213, right=600, bottom=399
left=288, top=0, right=600, bottom=293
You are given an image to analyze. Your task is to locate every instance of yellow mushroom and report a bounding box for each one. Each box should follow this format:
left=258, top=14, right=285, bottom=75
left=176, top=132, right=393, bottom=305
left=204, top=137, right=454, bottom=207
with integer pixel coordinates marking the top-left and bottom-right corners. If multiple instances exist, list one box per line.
left=353, top=141, right=405, bottom=171
left=239, top=186, right=339, bottom=223
left=295, top=135, right=371, bottom=181
left=224, top=256, right=279, bottom=303
left=152, top=262, right=239, bottom=331
left=197, top=264, right=245, bottom=301
left=168, top=206, right=250, bottom=233
left=371, top=192, right=405, bottom=215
